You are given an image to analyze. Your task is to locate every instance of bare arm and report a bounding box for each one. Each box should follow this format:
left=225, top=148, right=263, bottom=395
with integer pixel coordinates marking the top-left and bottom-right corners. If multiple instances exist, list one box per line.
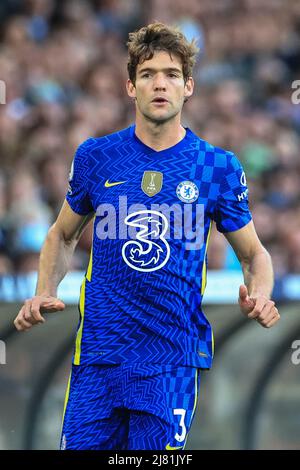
left=225, top=221, right=274, bottom=298
left=225, top=221, right=280, bottom=328
left=14, top=200, right=94, bottom=331
left=36, top=200, right=94, bottom=296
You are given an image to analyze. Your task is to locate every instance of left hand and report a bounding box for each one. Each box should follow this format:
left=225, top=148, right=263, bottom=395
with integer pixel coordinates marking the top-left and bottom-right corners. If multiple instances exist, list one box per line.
left=238, top=285, right=280, bottom=328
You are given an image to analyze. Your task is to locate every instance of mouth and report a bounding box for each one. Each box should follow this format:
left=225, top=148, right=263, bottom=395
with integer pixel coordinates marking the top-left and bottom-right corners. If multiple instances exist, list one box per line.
left=151, top=97, right=169, bottom=105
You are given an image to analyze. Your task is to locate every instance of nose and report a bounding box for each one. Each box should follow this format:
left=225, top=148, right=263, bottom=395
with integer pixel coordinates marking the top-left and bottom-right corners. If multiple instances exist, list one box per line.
left=153, top=72, right=167, bottom=91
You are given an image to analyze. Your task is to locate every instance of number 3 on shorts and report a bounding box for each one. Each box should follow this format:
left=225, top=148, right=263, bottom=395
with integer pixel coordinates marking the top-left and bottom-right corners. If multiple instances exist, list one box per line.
left=173, top=408, right=187, bottom=442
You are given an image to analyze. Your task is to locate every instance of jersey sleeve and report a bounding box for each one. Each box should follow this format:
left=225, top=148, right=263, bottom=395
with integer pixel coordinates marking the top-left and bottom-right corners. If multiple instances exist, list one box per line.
left=66, top=138, right=94, bottom=215
left=213, top=152, right=252, bottom=233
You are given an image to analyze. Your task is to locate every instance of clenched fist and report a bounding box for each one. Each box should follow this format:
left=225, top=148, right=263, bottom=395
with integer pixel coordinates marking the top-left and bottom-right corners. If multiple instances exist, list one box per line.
left=14, top=295, right=65, bottom=331
left=238, top=284, right=280, bottom=328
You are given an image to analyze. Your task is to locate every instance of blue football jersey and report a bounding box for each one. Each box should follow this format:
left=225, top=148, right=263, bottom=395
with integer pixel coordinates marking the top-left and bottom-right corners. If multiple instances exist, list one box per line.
left=66, top=125, right=252, bottom=369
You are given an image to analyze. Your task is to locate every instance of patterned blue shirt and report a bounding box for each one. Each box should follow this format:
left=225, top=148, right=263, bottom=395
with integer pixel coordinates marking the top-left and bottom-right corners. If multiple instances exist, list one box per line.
left=66, top=125, right=252, bottom=369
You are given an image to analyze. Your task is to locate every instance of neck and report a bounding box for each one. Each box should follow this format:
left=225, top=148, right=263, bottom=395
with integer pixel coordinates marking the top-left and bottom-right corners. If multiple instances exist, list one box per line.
left=134, top=114, right=186, bottom=151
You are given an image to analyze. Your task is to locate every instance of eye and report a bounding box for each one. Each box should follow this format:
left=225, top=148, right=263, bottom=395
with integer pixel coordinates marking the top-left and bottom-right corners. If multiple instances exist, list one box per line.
left=141, top=73, right=151, bottom=78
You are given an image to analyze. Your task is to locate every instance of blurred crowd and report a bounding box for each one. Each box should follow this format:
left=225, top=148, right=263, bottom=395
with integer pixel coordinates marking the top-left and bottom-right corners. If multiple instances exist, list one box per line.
left=0, top=0, right=300, bottom=276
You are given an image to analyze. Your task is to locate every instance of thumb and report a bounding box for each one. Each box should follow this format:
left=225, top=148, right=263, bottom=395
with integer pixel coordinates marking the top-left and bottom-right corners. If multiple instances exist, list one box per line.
left=239, top=285, right=255, bottom=312
left=41, top=297, right=65, bottom=312
left=54, top=299, right=65, bottom=311
left=239, top=284, right=249, bottom=303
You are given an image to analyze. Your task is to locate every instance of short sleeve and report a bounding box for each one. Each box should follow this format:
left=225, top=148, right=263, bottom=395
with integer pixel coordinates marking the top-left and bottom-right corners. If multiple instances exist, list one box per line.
left=66, top=139, right=94, bottom=215
left=213, top=152, right=252, bottom=233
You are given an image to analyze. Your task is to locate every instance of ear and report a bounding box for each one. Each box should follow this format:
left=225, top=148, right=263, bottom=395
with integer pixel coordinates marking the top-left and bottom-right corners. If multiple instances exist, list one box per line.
left=126, top=79, right=136, bottom=99
left=184, top=77, right=194, bottom=100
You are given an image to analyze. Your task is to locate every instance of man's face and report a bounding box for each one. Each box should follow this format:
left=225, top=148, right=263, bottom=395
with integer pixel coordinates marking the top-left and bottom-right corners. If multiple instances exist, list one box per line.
left=127, top=50, right=194, bottom=124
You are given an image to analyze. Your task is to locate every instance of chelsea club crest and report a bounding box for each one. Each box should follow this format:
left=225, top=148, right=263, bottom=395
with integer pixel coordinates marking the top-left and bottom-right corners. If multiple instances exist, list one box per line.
left=176, top=181, right=199, bottom=203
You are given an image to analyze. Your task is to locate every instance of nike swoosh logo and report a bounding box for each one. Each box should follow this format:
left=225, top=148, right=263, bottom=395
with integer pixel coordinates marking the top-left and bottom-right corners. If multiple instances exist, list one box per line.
left=165, top=443, right=184, bottom=450
left=104, top=179, right=126, bottom=188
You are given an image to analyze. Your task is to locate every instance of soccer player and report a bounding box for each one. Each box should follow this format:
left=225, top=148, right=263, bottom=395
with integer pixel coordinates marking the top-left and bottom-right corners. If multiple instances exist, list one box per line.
left=14, top=22, right=280, bottom=450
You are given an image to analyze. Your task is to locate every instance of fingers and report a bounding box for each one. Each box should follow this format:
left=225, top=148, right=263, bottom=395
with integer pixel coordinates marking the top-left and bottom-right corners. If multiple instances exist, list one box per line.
left=30, top=298, right=46, bottom=323
left=23, top=298, right=44, bottom=325
left=247, top=296, right=280, bottom=328
left=257, top=304, right=280, bottom=328
left=264, top=309, right=280, bottom=328
left=23, top=295, right=65, bottom=323
left=14, top=306, right=34, bottom=331
left=247, top=296, right=271, bottom=319
left=14, top=295, right=65, bottom=332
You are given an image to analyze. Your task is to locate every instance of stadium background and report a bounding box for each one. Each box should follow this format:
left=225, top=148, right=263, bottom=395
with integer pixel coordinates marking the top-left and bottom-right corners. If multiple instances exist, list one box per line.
left=0, top=0, right=299, bottom=449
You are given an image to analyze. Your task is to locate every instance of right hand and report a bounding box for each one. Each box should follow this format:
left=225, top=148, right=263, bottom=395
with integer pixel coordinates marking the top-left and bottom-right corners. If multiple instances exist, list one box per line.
left=14, top=295, right=65, bottom=331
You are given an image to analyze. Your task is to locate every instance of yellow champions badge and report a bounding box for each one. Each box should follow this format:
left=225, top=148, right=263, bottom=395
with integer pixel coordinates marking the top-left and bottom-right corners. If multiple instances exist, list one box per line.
left=141, top=171, right=163, bottom=197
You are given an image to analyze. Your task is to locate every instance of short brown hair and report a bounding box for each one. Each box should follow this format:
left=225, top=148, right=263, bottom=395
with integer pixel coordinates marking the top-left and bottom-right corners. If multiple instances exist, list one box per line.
left=127, top=22, right=199, bottom=84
